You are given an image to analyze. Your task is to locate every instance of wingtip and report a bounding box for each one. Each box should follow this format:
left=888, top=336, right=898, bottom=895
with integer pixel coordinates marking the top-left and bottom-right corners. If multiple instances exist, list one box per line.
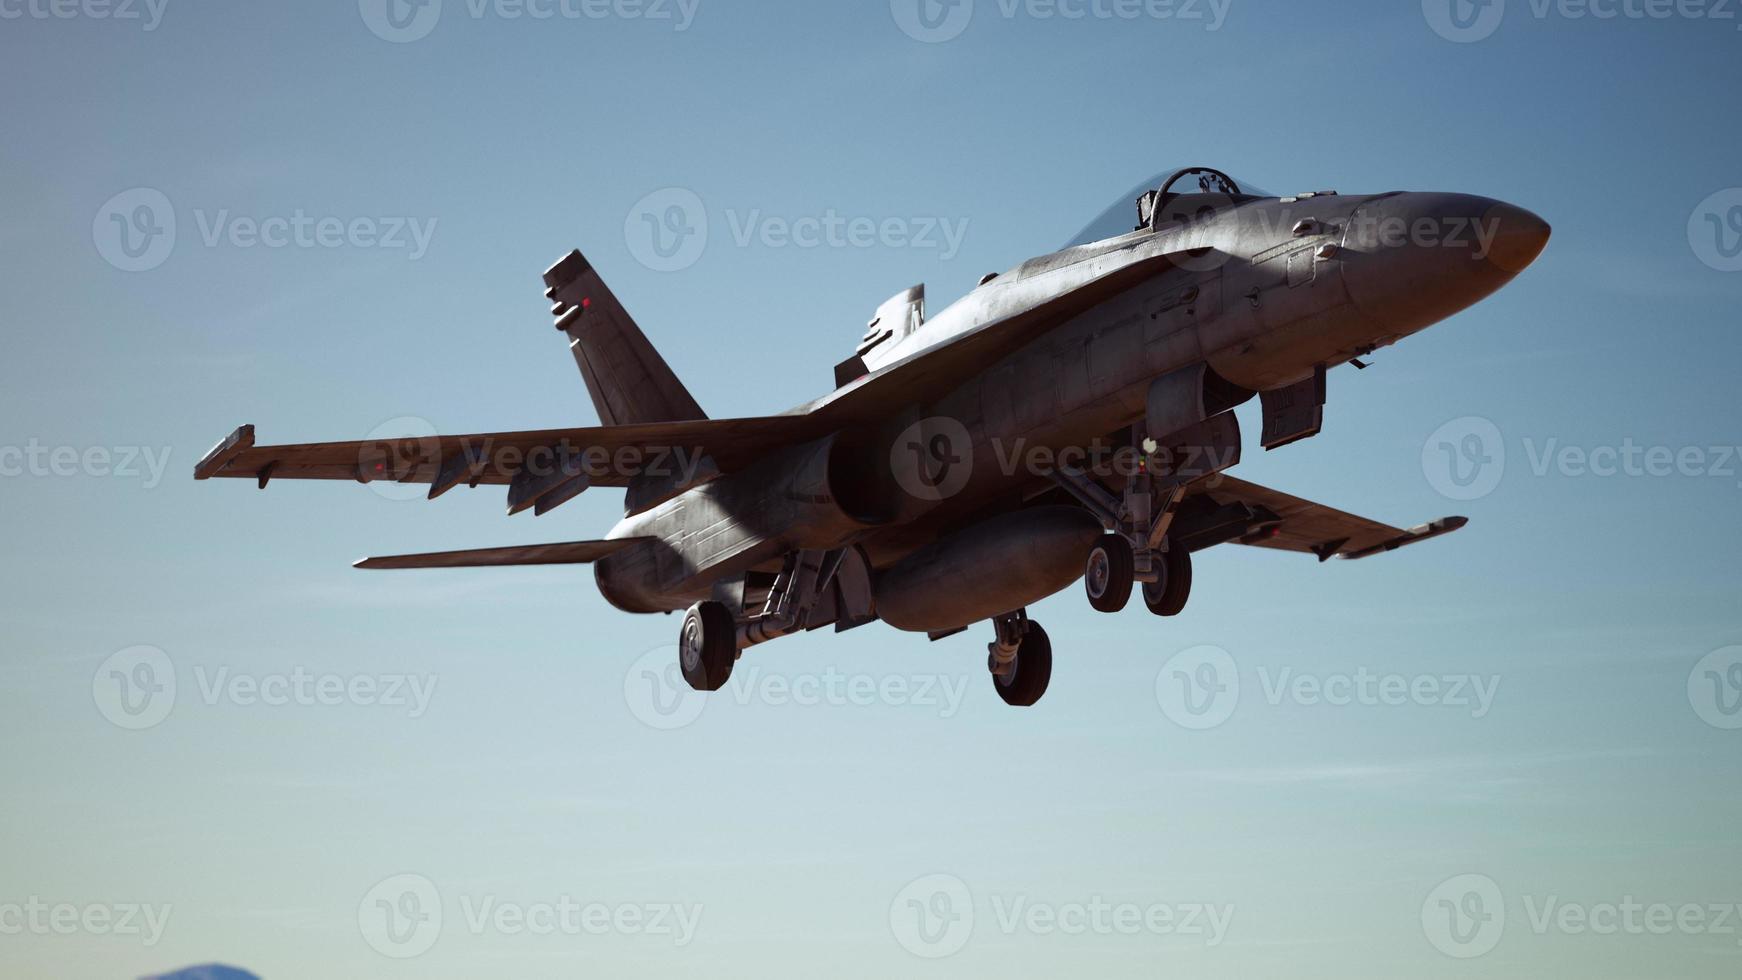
left=1340, top=515, right=1470, bottom=560
left=193, top=423, right=256, bottom=480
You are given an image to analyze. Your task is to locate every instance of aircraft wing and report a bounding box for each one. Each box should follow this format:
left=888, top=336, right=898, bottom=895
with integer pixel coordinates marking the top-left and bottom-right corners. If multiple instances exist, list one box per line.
left=197, top=246, right=1183, bottom=500
left=1187, top=474, right=1468, bottom=561
left=193, top=416, right=823, bottom=500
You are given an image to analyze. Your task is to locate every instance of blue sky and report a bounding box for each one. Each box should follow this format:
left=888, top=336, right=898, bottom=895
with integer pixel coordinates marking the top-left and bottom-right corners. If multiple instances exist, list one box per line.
left=2, top=1, right=1740, bottom=976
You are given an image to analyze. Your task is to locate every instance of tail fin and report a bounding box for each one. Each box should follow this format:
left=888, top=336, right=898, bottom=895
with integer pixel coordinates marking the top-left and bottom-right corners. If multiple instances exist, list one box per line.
left=542, top=249, right=707, bottom=426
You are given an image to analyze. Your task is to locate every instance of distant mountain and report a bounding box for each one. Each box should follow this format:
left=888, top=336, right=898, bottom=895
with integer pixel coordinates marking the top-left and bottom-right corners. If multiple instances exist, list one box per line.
left=141, top=966, right=260, bottom=980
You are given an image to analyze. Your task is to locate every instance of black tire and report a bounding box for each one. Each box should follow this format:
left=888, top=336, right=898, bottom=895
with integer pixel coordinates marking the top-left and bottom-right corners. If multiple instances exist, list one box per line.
left=679, top=601, right=737, bottom=692
left=1084, top=534, right=1135, bottom=613
left=1142, top=544, right=1193, bottom=617
left=994, top=621, right=1053, bottom=707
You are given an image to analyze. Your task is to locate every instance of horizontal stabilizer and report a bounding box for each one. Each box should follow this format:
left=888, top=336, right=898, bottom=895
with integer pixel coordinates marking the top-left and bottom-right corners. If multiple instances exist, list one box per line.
left=355, top=538, right=648, bottom=571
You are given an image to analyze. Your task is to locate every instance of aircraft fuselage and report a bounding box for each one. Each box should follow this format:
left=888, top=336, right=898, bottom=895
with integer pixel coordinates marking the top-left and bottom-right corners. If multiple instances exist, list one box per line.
left=595, top=188, right=1549, bottom=615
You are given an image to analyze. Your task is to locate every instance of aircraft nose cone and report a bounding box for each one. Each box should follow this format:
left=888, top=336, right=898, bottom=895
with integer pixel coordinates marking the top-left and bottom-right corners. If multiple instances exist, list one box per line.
left=1342, top=192, right=1548, bottom=335
left=1481, top=201, right=1552, bottom=274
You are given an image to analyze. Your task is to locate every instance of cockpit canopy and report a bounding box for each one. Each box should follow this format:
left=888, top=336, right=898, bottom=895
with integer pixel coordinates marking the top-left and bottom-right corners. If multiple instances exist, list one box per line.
left=1064, top=167, right=1271, bottom=249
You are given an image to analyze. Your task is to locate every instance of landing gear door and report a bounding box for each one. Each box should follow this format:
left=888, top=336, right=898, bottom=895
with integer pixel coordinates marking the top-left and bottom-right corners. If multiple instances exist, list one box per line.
left=1260, top=366, right=1326, bottom=450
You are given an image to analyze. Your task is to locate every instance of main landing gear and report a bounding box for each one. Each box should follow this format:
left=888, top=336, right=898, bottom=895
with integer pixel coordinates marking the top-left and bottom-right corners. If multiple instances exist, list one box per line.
left=1054, top=463, right=1196, bottom=619
left=676, top=548, right=852, bottom=693
left=1083, top=532, right=1191, bottom=616
left=986, top=610, right=1052, bottom=707
left=1141, top=543, right=1192, bottom=617
left=679, top=600, right=737, bottom=691
left=674, top=550, right=1066, bottom=708
left=1084, top=534, right=1134, bottom=613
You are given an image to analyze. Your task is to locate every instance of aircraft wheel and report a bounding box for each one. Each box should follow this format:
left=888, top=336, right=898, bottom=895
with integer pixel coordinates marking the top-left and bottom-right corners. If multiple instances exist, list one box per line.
left=1084, top=534, right=1134, bottom=613
left=679, top=600, right=737, bottom=692
left=1142, top=545, right=1193, bottom=617
left=993, top=621, right=1053, bottom=707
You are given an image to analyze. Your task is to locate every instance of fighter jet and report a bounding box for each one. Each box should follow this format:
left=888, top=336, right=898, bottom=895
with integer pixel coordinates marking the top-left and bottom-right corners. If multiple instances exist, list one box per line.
left=195, top=167, right=1550, bottom=707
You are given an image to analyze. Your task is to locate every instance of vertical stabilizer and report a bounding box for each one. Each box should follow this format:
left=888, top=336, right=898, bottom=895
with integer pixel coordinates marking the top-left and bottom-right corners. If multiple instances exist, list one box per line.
left=543, top=249, right=707, bottom=426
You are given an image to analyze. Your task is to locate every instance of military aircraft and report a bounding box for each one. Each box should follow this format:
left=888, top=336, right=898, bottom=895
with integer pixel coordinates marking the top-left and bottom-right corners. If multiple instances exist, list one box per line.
left=195, top=167, right=1549, bottom=707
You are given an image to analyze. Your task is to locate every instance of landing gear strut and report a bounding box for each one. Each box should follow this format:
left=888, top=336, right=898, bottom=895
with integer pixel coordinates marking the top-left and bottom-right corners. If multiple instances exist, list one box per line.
left=1056, top=464, right=1196, bottom=618
left=676, top=548, right=848, bottom=693
left=987, top=611, right=1052, bottom=707
left=1052, top=422, right=1211, bottom=619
